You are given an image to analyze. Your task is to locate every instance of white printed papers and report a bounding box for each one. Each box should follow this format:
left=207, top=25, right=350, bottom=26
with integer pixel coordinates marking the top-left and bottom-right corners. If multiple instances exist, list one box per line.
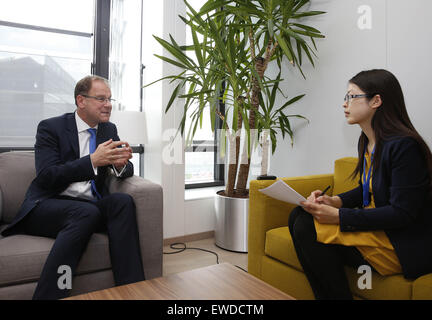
left=259, top=179, right=306, bottom=205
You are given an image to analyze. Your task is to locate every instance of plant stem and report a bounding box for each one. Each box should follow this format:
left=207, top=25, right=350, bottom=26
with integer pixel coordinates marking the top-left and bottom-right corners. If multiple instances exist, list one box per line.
left=236, top=57, right=265, bottom=194
left=225, top=99, right=243, bottom=197
left=260, top=130, right=270, bottom=176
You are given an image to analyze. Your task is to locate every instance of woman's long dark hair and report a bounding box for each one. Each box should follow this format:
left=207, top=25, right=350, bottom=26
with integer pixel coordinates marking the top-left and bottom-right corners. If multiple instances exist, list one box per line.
left=349, top=69, right=432, bottom=194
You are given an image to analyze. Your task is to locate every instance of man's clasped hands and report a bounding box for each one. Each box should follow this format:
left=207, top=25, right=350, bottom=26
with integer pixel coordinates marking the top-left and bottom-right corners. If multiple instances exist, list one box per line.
left=90, top=139, right=132, bottom=171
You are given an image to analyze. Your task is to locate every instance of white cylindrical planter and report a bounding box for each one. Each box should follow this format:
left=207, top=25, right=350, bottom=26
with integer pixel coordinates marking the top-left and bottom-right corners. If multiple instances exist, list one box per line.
left=214, top=191, right=249, bottom=253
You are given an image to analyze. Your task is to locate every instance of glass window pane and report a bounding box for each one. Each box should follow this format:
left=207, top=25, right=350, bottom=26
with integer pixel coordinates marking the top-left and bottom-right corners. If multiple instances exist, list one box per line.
left=0, top=0, right=94, bottom=33
left=185, top=0, right=214, bottom=142
left=0, top=27, right=93, bottom=147
left=0, top=53, right=91, bottom=146
left=109, top=0, right=142, bottom=112
left=0, top=25, right=92, bottom=59
left=185, top=152, right=215, bottom=184
left=183, top=0, right=221, bottom=186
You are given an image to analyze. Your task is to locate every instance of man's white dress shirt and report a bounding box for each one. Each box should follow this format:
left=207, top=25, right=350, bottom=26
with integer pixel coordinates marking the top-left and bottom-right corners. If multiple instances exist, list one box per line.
left=60, top=111, right=126, bottom=200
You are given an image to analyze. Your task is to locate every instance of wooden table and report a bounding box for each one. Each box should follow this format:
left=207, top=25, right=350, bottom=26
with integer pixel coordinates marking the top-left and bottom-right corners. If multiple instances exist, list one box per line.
left=66, top=263, right=294, bottom=300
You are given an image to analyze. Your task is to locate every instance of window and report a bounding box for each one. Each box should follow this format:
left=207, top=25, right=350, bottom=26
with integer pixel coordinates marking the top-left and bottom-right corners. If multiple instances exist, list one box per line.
left=109, top=0, right=142, bottom=112
left=0, top=0, right=94, bottom=147
left=184, top=0, right=224, bottom=189
left=109, top=0, right=144, bottom=176
left=0, top=0, right=145, bottom=177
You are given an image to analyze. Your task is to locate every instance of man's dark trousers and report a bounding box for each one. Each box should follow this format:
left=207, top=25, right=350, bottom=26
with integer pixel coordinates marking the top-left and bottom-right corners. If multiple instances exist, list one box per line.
left=23, top=193, right=145, bottom=300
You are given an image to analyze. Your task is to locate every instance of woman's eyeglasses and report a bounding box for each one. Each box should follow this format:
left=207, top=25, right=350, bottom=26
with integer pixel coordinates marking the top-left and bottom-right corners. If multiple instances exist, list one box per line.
left=344, top=93, right=376, bottom=104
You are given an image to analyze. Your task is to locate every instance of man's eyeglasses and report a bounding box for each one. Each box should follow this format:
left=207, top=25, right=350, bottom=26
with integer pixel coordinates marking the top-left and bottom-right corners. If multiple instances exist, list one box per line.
left=344, top=93, right=377, bottom=104
left=81, top=94, right=116, bottom=104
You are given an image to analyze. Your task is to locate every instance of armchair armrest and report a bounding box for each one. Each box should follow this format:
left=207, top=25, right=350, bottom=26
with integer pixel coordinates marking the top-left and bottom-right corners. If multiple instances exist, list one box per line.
left=107, top=175, right=163, bottom=280
left=248, top=174, right=334, bottom=278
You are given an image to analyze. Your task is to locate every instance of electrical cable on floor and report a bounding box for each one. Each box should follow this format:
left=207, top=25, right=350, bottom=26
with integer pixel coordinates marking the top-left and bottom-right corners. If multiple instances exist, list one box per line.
left=163, top=242, right=219, bottom=264
left=163, top=242, right=248, bottom=273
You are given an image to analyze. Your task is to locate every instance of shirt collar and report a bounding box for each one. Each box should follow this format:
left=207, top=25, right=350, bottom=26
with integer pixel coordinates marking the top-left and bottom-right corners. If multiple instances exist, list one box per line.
left=74, top=111, right=98, bottom=133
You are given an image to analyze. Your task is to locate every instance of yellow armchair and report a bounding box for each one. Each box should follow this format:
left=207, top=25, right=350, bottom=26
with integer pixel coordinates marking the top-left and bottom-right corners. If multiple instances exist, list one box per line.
left=248, top=157, right=432, bottom=300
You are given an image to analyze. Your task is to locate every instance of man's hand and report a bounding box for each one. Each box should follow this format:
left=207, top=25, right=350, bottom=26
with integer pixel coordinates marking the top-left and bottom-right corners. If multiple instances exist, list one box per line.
left=90, top=139, right=132, bottom=168
left=300, top=201, right=340, bottom=224
left=112, top=142, right=132, bottom=170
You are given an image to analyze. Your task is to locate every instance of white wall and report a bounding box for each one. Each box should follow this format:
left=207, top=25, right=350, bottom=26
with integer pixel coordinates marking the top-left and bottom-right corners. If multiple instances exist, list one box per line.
left=269, top=0, right=432, bottom=178
left=185, top=197, right=216, bottom=235
left=386, top=1, right=432, bottom=147
left=143, top=0, right=186, bottom=239
left=145, top=0, right=432, bottom=239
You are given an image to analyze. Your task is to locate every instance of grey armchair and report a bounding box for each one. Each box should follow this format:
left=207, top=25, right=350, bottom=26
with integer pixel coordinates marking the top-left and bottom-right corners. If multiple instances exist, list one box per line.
left=0, top=152, right=163, bottom=300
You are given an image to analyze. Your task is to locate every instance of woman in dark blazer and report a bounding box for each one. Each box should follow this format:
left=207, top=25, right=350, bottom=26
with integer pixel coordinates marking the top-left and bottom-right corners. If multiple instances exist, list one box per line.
left=288, top=69, right=432, bottom=300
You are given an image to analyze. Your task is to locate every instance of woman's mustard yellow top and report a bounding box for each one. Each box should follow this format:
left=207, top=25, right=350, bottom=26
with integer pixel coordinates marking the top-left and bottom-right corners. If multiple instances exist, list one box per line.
left=314, top=152, right=402, bottom=275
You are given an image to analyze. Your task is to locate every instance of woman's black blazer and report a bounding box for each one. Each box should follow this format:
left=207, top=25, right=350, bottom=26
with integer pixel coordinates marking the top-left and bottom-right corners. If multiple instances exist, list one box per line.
left=338, top=136, right=432, bottom=279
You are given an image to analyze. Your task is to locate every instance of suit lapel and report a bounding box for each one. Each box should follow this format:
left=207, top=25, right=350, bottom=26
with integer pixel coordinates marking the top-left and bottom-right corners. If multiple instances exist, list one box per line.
left=66, top=113, right=79, bottom=158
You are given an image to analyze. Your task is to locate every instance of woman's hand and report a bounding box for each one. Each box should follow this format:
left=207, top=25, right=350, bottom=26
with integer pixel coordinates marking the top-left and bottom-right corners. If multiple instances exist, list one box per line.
left=300, top=201, right=340, bottom=224
left=307, top=190, right=342, bottom=208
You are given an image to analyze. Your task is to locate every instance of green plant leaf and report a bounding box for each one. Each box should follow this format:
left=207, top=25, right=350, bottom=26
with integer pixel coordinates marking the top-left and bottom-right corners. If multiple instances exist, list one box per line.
left=268, top=19, right=274, bottom=38
left=292, top=11, right=326, bottom=19
left=292, top=0, right=309, bottom=13
left=153, top=35, right=194, bottom=69
left=272, top=94, right=306, bottom=117
left=311, top=36, right=317, bottom=50
left=291, top=28, right=325, bottom=38
left=278, top=25, right=306, bottom=44
left=165, top=82, right=183, bottom=113
left=291, top=22, right=322, bottom=34
left=269, top=72, right=281, bottom=111
left=287, top=114, right=310, bottom=123
left=285, top=0, right=296, bottom=17
left=301, top=42, right=315, bottom=67
left=296, top=39, right=303, bottom=66
left=275, top=33, right=294, bottom=64
left=143, top=73, right=185, bottom=88
left=178, top=88, right=213, bottom=98
left=154, top=54, right=188, bottom=69
left=190, top=25, right=204, bottom=67
left=199, top=0, right=229, bottom=16
left=270, top=129, right=277, bottom=154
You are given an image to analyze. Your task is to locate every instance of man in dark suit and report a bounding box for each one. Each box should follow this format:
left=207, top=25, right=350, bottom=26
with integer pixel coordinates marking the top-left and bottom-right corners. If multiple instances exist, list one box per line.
left=1, top=75, right=145, bottom=299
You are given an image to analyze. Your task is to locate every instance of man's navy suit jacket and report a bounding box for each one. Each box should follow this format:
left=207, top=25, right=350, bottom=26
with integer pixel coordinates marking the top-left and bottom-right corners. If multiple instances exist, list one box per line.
left=1, top=112, right=133, bottom=237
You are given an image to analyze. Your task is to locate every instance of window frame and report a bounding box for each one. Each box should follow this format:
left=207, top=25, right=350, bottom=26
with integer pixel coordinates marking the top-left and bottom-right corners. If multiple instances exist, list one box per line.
left=92, top=0, right=110, bottom=78
left=184, top=93, right=225, bottom=190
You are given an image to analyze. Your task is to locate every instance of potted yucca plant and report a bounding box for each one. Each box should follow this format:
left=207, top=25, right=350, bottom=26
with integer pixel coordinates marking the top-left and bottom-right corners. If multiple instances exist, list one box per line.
left=146, top=0, right=325, bottom=251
